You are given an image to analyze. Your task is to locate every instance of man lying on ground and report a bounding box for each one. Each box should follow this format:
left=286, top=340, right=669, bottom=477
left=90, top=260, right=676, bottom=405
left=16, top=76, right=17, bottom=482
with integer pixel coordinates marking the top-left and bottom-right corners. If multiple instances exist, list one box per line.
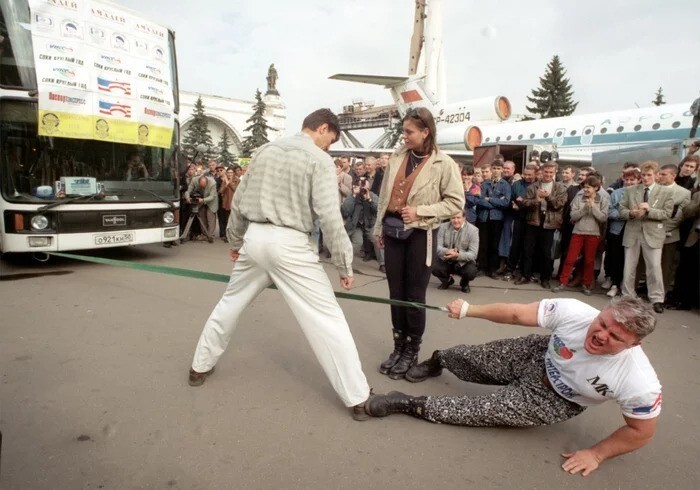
left=365, top=296, right=661, bottom=477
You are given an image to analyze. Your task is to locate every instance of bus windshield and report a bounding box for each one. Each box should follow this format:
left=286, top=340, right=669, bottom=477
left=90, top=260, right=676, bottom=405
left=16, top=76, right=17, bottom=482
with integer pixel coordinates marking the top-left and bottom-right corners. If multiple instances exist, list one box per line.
left=1, top=99, right=178, bottom=203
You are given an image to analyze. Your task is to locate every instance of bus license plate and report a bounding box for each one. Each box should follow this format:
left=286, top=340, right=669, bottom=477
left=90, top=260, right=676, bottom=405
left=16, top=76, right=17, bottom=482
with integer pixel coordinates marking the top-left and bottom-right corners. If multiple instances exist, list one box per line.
left=94, top=232, right=134, bottom=245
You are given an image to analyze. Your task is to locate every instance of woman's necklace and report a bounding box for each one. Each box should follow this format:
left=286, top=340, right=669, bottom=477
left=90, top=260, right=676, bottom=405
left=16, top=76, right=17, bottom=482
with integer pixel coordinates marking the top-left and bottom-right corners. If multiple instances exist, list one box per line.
left=408, top=150, right=427, bottom=171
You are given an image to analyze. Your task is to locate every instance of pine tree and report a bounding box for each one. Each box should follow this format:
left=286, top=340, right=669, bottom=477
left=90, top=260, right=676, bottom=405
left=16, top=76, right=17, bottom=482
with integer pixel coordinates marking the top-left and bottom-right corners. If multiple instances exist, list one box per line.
left=183, top=96, right=215, bottom=160
left=652, top=87, right=666, bottom=106
left=240, top=90, right=272, bottom=157
left=217, top=130, right=236, bottom=166
left=526, top=55, right=579, bottom=118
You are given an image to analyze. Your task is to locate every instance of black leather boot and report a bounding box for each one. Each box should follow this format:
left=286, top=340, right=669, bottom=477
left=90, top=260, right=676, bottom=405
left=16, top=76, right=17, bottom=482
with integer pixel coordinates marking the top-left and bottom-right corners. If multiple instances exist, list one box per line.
left=388, top=335, right=421, bottom=380
left=405, top=350, right=443, bottom=383
left=365, top=391, right=428, bottom=418
left=379, top=329, right=406, bottom=375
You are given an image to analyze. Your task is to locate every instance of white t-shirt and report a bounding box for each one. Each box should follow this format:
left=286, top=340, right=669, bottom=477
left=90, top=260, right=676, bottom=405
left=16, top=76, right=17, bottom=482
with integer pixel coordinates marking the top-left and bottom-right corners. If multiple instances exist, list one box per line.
left=538, top=298, right=662, bottom=420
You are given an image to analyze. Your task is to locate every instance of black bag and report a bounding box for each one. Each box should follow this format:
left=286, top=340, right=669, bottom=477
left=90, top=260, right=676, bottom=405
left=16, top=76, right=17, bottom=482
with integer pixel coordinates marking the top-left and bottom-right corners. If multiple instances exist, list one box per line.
left=383, top=215, right=414, bottom=240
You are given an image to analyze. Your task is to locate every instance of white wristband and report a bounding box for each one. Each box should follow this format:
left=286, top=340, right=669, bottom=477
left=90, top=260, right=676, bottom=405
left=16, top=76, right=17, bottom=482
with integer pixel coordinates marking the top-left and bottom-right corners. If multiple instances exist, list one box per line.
left=459, top=300, right=470, bottom=319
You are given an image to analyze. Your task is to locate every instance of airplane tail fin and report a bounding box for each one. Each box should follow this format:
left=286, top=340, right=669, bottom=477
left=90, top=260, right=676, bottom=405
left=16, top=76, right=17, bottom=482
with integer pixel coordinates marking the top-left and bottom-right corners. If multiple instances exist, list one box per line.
left=329, top=73, right=439, bottom=114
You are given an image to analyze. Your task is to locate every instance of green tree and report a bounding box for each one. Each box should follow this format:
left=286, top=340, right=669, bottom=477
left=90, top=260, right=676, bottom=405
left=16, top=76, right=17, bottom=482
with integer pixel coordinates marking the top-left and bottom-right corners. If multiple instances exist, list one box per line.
left=217, top=130, right=236, bottom=166
left=526, top=55, right=578, bottom=118
left=651, top=86, right=666, bottom=106
left=240, top=89, right=272, bottom=157
left=183, top=96, right=215, bottom=160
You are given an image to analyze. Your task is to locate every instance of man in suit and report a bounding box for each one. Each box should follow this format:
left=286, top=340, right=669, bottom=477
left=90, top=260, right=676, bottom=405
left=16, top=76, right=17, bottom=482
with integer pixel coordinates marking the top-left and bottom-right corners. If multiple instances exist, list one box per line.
left=657, top=164, right=691, bottom=303
left=432, top=211, right=479, bottom=293
left=619, top=161, right=674, bottom=313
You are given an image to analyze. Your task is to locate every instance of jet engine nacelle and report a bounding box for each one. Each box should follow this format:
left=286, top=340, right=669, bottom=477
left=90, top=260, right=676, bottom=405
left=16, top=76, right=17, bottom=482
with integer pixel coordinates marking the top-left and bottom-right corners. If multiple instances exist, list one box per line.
left=434, top=96, right=511, bottom=126
left=436, top=124, right=483, bottom=151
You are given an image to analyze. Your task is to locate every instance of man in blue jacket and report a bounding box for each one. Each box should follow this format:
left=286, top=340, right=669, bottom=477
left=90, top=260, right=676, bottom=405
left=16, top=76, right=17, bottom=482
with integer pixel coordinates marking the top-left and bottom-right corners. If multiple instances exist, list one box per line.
left=476, top=160, right=511, bottom=278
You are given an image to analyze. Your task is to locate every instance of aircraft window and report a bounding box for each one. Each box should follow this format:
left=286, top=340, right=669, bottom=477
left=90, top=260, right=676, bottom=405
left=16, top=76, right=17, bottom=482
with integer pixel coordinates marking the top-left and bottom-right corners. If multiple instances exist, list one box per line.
left=616, top=126, right=624, bottom=133
left=601, top=127, right=608, bottom=134
left=496, top=136, right=501, bottom=142
left=506, top=135, right=512, bottom=141
left=556, top=131, right=562, bottom=137
left=672, top=121, right=681, bottom=128
left=652, top=123, right=660, bottom=130
left=584, top=128, right=592, bottom=135
left=530, top=133, right=536, bottom=139
left=518, top=134, right=523, bottom=140
left=485, top=137, right=491, bottom=142
left=543, top=132, right=550, bottom=138
left=634, top=125, right=642, bottom=131
left=570, top=130, right=577, bottom=136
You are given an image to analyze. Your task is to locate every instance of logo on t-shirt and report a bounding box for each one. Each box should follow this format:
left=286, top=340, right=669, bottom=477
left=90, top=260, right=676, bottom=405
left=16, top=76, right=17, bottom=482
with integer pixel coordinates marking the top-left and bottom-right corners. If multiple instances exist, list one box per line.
left=586, top=375, right=614, bottom=396
left=632, top=393, right=662, bottom=415
left=552, top=334, right=575, bottom=359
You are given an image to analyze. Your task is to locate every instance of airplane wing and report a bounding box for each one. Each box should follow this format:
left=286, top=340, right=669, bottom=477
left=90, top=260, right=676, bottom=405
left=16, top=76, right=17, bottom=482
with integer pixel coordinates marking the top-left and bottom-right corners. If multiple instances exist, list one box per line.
left=329, top=74, right=409, bottom=87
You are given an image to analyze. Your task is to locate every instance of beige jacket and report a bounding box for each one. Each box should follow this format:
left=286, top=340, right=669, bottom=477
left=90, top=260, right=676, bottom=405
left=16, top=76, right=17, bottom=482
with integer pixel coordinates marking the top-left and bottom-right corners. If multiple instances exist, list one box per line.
left=620, top=184, right=673, bottom=249
left=374, top=147, right=464, bottom=265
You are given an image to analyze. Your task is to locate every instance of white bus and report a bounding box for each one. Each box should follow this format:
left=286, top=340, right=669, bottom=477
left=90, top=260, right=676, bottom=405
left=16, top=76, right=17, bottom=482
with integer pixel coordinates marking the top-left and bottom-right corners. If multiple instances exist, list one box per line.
left=0, top=0, right=180, bottom=258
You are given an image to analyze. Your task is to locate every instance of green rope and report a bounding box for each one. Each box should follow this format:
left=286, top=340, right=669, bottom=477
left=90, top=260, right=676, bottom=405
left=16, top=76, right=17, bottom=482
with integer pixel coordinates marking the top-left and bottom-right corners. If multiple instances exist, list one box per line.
left=50, top=252, right=447, bottom=312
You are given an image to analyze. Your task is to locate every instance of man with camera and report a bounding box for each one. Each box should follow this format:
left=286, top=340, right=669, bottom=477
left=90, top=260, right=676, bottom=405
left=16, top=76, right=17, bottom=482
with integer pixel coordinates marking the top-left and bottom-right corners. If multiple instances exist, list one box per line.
left=185, top=175, right=218, bottom=243
left=341, top=176, right=385, bottom=272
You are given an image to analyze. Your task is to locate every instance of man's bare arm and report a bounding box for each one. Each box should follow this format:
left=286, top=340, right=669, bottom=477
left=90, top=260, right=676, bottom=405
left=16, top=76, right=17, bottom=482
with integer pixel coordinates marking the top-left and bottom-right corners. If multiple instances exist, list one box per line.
left=446, top=300, right=541, bottom=327
left=561, top=416, right=657, bottom=477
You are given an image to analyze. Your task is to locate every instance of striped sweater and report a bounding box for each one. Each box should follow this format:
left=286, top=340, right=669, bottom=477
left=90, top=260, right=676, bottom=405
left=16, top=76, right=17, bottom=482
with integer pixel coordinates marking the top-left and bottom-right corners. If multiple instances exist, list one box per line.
left=227, top=133, right=354, bottom=277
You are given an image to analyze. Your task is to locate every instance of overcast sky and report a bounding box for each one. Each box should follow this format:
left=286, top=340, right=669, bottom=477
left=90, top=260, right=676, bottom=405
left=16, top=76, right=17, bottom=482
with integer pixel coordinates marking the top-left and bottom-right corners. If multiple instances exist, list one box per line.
left=120, top=0, right=699, bottom=142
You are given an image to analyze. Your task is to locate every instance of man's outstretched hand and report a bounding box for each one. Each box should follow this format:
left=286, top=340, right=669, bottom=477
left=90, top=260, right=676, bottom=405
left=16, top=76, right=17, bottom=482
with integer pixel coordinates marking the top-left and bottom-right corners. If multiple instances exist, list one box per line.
left=561, top=449, right=601, bottom=477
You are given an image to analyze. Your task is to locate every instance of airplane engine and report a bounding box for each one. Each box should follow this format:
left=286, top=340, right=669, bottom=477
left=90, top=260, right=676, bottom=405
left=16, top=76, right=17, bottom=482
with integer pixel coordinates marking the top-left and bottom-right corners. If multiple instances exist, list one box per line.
left=437, top=124, right=483, bottom=150
left=435, top=96, right=511, bottom=125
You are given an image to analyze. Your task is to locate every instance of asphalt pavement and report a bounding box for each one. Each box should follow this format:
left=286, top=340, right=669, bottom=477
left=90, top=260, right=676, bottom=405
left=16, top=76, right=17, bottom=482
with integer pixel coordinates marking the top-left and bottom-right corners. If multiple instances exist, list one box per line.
left=1, top=242, right=698, bottom=489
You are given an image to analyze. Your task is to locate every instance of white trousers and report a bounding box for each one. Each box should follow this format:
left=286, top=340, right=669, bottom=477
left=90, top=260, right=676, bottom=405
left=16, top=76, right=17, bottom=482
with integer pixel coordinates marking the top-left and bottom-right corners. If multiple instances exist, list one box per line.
left=621, top=238, right=664, bottom=303
left=191, top=223, right=370, bottom=407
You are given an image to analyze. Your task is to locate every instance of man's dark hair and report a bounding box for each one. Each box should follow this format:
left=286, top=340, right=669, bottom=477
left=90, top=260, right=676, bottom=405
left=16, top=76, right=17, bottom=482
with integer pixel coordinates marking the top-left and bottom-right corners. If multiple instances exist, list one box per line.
left=583, top=175, right=601, bottom=189
left=494, top=153, right=504, bottom=162
left=680, top=155, right=700, bottom=166
left=622, top=162, right=639, bottom=170
left=562, top=165, right=575, bottom=172
left=491, top=159, right=503, bottom=168
left=126, top=151, right=140, bottom=162
left=216, top=165, right=224, bottom=171
left=660, top=164, right=678, bottom=175
left=462, top=165, right=475, bottom=176
left=302, top=108, right=339, bottom=138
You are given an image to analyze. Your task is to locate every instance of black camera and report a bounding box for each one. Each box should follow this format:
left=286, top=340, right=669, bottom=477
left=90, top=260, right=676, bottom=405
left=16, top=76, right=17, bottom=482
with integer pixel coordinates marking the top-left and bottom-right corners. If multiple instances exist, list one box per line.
left=190, top=190, right=203, bottom=212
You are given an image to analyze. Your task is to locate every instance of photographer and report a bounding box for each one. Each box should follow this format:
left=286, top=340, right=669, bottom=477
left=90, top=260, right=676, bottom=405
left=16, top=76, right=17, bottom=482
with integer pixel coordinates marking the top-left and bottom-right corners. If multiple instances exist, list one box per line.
left=185, top=175, right=218, bottom=243
left=341, top=177, right=385, bottom=272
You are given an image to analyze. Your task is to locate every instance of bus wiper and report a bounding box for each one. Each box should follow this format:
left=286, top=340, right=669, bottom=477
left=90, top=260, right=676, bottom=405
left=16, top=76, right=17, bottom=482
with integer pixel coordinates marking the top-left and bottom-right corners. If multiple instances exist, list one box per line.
left=38, top=193, right=101, bottom=211
left=118, top=188, right=176, bottom=210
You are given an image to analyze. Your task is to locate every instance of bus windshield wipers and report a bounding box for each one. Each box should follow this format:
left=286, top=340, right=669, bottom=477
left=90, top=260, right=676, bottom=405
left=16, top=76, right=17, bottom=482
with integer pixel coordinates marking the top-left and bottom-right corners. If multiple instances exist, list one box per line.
left=38, top=193, right=101, bottom=211
left=117, top=188, right=176, bottom=210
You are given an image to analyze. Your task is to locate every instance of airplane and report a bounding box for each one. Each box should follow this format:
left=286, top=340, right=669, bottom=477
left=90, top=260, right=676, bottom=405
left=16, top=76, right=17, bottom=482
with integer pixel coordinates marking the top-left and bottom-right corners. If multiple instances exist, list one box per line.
left=330, top=0, right=695, bottom=163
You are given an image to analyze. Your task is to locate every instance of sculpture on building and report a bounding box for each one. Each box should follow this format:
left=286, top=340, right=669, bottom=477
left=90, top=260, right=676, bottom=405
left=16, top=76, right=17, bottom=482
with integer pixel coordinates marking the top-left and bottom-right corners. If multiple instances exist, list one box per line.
left=266, top=64, right=279, bottom=96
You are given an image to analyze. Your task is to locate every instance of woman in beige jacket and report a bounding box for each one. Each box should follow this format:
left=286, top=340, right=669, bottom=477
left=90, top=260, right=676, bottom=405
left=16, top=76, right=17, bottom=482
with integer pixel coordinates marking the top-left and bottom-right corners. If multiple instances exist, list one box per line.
left=373, top=107, right=464, bottom=380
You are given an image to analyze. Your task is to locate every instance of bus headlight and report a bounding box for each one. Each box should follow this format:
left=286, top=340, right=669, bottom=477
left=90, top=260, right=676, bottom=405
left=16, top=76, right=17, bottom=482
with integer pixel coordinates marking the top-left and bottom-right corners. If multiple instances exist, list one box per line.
left=31, top=214, right=49, bottom=230
left=163, top=211, right=175, bottom=224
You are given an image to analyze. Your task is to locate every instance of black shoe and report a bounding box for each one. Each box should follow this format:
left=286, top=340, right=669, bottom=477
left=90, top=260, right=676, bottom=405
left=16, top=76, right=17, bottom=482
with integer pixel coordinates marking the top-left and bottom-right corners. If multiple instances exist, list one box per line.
left=379, top=265, right=386, bottom=273
left=540, top=280, right=551, bottom=290
left=653, top=302, right=664, bottom=314
left=460, top=283, right=471, bottom=293
left=514, top=276, right=529, bottom=285
left=379, top=330, right=405, bottom=375
left=362, top=255, right=372, bottom=262
left=388, top=336, right=421, bottom=380
left=437, top=277, right=455, bottom=290
left=405, top=350, right=443, bottom=383
left=365, top=391, right=427, bottom=418
left=188, top=366, right=215, bottom=387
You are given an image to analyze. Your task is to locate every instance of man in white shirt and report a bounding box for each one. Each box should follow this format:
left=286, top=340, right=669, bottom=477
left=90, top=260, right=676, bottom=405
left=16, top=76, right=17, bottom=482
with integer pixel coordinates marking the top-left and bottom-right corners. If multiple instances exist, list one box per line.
left=365, top=296, right=661, bottom=477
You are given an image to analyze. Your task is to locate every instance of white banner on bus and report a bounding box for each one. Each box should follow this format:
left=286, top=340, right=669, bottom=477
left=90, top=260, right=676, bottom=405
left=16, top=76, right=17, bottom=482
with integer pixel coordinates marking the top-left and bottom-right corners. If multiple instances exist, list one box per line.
left=29, top=0, right=175, bottom=148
